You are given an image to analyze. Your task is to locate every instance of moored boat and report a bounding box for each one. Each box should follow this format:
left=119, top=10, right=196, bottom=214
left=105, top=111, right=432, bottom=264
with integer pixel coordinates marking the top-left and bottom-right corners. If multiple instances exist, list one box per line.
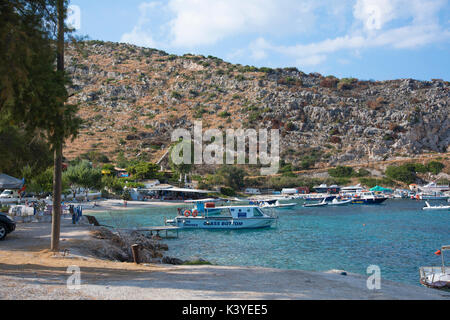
left=328, top=198, right=352, bottom=206
left=303, top=199, right=328, bottom=207
left=166, top=203, right=277, bottom=229
left=313, top=184, right=341, bottom=194
left=422, top=201, right=450, bottom=211
left=417, top=192, right=449, bottom=201
left=419, top=246, right=450, bottom=289
left=351, top=191, right=388, bottom=204
left=255, top=199, right=297, bottom=209
left=417, top=182, right=450, bottom=194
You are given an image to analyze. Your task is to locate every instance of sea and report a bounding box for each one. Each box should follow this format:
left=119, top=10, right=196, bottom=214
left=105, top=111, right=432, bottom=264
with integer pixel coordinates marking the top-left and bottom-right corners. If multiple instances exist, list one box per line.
left=90, top=199, right=449, bottom=286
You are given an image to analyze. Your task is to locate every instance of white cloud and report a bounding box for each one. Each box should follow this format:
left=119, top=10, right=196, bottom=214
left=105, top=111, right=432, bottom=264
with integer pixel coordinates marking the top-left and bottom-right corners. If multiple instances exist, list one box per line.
left=121, top=0, right=333, bottom=48
left=120, top=0, right=450, bottom=68
left=121, top=27, right=158, bottom=48
left=120, top=2, right=163, bottom=48
left=248, top=0, right=449, bottom=67
left=296, top=55, right=327, bottom=66
left=166, top=0, right=320, bottom=47
left=249, top=38, right=271, bottom=60
left=354, top=0, right=397, bottom=31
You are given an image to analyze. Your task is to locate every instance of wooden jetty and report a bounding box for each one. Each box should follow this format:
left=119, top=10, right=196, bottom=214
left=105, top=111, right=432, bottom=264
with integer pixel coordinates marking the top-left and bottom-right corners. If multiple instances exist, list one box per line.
left=132, top=226, right=180, bottom=238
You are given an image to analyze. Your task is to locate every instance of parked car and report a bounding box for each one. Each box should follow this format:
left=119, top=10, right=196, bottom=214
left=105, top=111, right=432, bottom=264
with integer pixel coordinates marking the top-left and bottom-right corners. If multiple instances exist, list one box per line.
left=0, top=212, right=16, bottom=240
left=0, top=189, right=19, bottom=199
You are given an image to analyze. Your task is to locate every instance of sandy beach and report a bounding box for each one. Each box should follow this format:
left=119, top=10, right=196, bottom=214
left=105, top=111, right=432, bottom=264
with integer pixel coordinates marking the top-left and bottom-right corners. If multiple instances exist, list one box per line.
left=69, top=199, right=186, bottom=214
left=0, top=218, right=449, bottom=300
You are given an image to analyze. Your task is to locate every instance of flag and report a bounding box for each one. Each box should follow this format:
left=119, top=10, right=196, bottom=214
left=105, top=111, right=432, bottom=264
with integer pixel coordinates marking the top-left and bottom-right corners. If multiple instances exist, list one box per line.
left=435, top=250, right=442, bottom=256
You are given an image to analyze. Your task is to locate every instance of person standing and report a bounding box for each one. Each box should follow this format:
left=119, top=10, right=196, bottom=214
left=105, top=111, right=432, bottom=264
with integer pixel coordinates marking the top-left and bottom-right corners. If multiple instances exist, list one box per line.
left=70, top=205, right=75, bottom=224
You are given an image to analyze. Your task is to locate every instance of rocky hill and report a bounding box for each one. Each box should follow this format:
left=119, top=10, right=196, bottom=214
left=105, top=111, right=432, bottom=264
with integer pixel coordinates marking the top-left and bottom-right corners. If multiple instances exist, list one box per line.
left=65, top=41, right=449, bottom=171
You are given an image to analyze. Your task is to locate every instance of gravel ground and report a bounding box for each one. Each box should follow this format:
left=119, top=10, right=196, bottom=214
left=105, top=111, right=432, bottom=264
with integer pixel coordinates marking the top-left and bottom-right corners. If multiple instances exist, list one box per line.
left=1, top=265, right=449, bottom=300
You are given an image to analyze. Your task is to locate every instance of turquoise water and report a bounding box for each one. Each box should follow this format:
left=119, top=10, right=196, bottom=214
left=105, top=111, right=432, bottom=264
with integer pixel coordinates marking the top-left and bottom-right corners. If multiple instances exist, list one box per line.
left=91, top=199, right=449, bottom=286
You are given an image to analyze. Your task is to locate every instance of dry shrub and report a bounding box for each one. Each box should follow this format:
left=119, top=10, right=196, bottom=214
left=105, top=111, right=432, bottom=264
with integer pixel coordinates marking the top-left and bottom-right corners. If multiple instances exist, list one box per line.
left=320, top=77, right=339, bottom=88
left=368, top=97, right=386, bottom=110
left=330, top=136, right=341, bottom=144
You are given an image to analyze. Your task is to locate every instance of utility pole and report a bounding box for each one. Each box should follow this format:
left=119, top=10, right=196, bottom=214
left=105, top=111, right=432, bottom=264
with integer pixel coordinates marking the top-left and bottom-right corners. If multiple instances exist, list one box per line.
left=51, top=0, right=65, bottom=252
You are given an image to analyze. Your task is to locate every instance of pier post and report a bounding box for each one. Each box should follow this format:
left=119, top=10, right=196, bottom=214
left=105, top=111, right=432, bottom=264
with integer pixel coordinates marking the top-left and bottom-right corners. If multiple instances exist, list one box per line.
left=131, top=244, right=140, bottom=264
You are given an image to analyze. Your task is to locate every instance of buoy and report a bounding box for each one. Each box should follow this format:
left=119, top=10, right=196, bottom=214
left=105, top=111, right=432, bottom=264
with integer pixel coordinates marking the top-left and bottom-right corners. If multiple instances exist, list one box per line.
left=192, top=210, right=198, bottom=217
left=184, top=210, right=191, bottom=217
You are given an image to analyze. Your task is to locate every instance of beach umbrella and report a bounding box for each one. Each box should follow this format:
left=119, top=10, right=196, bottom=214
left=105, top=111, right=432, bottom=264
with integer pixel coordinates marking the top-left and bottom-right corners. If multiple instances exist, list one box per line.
left=370, top=185, right=393, bottom=192
left=0, top=174, right=24, bottom=189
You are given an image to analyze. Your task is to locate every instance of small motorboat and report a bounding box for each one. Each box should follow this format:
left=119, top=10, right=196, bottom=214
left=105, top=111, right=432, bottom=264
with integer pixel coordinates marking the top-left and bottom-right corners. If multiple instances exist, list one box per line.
left=420, top=246, right=450, bottom=289
left=303, top=199, right=328, bottom=208
left=250, top=199, right=297, bottom=210
left=422, top=201, right=450, bottom=211
left=260, top=200, right=297, bottom=210
left=328, top=198, right=352, bottom=206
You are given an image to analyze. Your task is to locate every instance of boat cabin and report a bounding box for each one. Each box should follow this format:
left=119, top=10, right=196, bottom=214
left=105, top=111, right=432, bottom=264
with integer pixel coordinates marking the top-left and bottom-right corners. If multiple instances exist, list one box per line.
left=340, top=184, right=364, bottom=194
left=215, top=206, right=266, bottom=219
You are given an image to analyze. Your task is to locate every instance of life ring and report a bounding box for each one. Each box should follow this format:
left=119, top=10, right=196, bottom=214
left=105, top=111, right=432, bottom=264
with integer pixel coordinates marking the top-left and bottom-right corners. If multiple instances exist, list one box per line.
left=192, top=210, right=198, bottom=217
left=184, top=210, right=191, bottom=217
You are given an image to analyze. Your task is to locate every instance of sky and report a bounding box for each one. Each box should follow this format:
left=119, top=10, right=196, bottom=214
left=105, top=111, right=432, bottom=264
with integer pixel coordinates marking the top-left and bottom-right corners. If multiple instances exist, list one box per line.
left=69, top=0, right=450, bottom=81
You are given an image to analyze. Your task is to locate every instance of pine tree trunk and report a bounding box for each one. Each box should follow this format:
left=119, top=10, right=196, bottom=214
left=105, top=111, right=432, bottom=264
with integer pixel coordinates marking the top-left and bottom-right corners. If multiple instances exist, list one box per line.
left=51, top=144, right=62, bottom=251
left=51, top=0, right=65, bottom=252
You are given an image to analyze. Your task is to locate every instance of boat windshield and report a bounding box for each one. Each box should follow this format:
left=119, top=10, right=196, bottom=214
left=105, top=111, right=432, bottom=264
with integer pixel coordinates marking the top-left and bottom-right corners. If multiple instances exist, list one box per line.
left=216, top=208, right=232, bottom=217
left=253, top=208, right=264, bottom=217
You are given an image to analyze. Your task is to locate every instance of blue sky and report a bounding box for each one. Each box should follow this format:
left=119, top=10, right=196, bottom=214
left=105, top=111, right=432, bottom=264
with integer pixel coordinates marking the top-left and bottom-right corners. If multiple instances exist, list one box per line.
left=69, top=0, right=450, bottom=80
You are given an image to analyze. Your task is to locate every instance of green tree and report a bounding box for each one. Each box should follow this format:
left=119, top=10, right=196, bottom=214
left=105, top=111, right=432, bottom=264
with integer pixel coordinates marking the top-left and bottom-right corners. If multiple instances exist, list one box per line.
left=27, top=167, right=69, bottom=197
left=1, top=0, right=82, bottom=252
left=426, top=161, right=445, bottom=175
left=385, top=165, right=417, bottom=184
left=217, top=165, right=247, bottom=191
left=328, top=166, right=354, bottom=178
left=102, top=175, right=125, bottom=195
left=169, top=139, right=194, bottom=180
left=0, top=125, right=53, bottom=178
left=127, top=162, right=160, bottom=180
left=64, top=161, right=103, bottom=200
left=28, top=167, right=55, bottom=195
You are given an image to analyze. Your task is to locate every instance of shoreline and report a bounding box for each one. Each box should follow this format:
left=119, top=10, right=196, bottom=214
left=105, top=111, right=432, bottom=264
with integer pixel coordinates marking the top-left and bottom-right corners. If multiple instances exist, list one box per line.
left=0, top=219, right=449, bottom=300
left=71, top=199, right=187, bottom=214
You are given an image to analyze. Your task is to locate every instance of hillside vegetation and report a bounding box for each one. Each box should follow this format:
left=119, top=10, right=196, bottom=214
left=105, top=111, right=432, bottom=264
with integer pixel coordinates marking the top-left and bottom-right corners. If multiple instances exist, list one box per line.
left=65, top=41, right=449, bottom=174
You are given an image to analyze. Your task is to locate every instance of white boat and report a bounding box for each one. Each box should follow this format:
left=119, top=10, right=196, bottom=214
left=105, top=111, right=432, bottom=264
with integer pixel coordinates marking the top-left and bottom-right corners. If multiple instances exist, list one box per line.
left=166, top=204, right=277, bottom=229
left=393, top=189, right=414, bottom=199
left=418, top=182, right=449, bottom=193
left=258, top=199, right=297, bottom=209
left=303, top=199, right=328, bottom=207
left=420, top=246, right=450, bottom=289
left=313, top=184, right=341, bottom=194
left=417, top=192, right=449, bottom=201
left=328, top=198, right=352, bottom=206
left=340, top=184, right=365, bottom=194
left=422, top=202, right=450, bottom=211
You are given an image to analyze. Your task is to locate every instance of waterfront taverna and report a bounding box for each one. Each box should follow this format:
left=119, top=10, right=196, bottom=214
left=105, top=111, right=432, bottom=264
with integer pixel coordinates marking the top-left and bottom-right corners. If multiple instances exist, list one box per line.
left=127, top=184, right=218, bottom=201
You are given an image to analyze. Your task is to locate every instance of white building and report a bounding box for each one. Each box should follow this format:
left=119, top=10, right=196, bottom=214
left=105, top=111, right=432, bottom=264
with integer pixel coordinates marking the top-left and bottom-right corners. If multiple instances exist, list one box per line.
left=245, top=188, right=261, bottom=195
